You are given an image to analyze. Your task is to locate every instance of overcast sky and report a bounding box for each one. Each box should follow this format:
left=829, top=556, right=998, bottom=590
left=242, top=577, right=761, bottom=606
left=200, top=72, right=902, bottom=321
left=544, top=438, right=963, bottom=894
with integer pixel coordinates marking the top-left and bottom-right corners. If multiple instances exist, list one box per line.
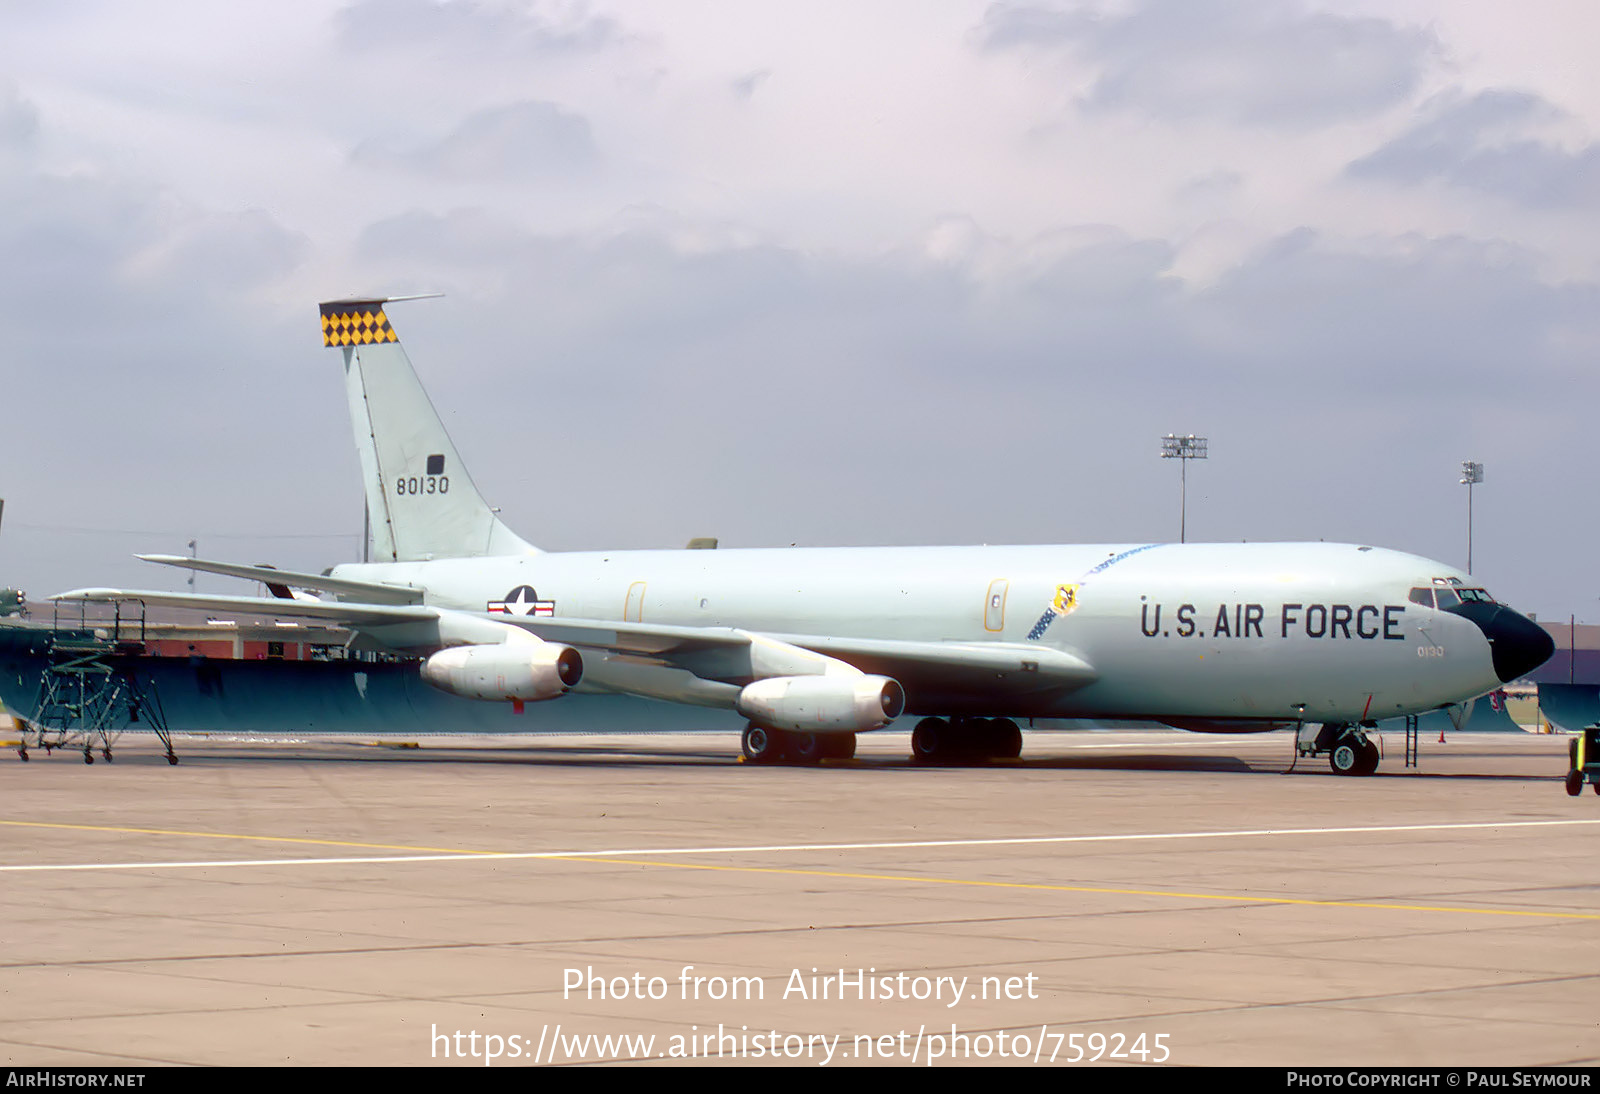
left=1, top=0, right=1597, bottom=621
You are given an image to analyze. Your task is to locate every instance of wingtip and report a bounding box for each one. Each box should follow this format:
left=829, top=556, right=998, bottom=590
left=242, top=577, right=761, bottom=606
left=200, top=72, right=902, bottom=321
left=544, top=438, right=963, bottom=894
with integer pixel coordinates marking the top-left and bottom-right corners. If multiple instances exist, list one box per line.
left=49, top=587, right=120, bottom=602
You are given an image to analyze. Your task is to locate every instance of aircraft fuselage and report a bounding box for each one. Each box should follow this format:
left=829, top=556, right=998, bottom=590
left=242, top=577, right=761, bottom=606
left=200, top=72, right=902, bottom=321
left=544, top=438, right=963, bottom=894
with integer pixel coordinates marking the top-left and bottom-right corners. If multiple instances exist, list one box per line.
left=332, top=540, right=1530, bottom=725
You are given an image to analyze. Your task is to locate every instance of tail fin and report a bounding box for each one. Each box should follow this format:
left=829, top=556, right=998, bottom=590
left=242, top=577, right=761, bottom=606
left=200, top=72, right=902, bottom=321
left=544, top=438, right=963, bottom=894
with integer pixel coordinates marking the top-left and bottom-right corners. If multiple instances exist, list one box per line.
left=320, top=298, right=536, bottom=562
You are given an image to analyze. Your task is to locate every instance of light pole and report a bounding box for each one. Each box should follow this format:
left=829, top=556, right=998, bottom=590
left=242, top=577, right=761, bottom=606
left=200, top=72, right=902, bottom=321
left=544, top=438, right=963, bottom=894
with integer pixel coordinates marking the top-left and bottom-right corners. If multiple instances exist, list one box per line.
left=1460, top=460, right=1483, bottom=574
left=1161, top=434, right=1208, bottom=543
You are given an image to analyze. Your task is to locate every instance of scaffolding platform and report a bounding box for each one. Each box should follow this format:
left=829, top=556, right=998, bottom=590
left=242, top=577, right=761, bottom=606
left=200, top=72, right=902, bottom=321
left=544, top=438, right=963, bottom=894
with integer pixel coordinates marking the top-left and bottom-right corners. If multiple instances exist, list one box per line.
left=15, top=605, right=176, bottom=765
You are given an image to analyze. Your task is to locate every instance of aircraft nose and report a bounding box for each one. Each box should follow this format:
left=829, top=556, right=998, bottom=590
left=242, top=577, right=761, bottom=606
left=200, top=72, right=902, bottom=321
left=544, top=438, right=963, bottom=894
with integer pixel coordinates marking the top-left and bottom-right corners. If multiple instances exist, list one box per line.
left=1489, top=608, right=1556, bottom=682
left=1449, top=603, right=1556, bottom=683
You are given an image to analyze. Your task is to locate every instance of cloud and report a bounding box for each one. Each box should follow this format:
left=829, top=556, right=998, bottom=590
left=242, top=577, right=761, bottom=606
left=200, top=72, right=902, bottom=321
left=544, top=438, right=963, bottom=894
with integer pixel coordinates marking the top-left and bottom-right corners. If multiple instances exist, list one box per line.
left=334, top=211, right=1597, bottom=589
left=351, top=100, right=599, bottom=181
left=1348, top=89, right=1600, bottom=209
left=976, top=0, right=1435, bottom=128
left=730, top=69, right=771, bottom=102
left=0, top=81, right=38, bottom=150
left=334, top=0, right=623, bottom=57
left=6, top=176, right=1596, bottom=610
left=0, top=148, right=324, bottom=596
left=1196, top=229, right=1592, bottom=390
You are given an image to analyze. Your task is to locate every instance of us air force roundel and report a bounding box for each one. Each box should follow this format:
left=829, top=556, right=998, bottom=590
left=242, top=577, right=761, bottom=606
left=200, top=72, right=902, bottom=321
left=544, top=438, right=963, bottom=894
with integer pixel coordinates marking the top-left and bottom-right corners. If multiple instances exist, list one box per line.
left=487, top=586, right=555, bottom=616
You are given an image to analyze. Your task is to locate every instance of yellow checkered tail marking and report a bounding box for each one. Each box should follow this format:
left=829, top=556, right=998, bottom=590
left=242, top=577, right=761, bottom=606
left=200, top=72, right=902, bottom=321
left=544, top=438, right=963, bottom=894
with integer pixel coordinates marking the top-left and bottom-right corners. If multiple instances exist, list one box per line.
left=319, top=301, right=399, bottom=347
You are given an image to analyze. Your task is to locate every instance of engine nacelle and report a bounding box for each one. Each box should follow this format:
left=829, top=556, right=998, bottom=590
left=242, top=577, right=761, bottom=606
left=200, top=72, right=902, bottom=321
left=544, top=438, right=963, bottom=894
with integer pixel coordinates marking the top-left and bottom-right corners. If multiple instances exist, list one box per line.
left=735, top=674, right=905, bottom=734
left=421, top=639, right=583, bottom=703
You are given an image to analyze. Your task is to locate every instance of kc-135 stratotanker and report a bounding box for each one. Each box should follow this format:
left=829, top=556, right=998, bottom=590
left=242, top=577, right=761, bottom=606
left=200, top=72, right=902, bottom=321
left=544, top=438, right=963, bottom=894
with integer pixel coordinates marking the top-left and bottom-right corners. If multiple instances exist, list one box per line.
left=56, top=298, right=1554, bottom=773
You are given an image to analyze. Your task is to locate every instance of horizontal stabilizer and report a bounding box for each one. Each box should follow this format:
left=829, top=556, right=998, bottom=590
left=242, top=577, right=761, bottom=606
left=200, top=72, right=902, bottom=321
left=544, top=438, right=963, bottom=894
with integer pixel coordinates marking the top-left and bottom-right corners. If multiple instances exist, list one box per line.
left=137, top=555, right=423, bottom=604
left=51, top=587, right=435, bottom=627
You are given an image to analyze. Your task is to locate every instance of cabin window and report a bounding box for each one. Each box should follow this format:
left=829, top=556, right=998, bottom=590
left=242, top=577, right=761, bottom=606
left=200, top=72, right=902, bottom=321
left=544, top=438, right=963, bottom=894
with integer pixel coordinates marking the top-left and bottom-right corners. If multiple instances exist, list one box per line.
left=1434, top=588, right=1461, bottom=610
left=1408, top=587, right=1435, bottom=608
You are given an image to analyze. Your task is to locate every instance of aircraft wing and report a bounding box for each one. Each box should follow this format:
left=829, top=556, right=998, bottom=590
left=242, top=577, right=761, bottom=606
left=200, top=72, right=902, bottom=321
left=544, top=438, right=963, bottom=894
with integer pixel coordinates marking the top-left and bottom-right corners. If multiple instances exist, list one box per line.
left=763, top=633, right=1095, bottom=692
left=47, top=588, right=757, bottom=655
left=50, top=588, right=1096, bottom=708
left=493, top=616, right=1097, bottom=699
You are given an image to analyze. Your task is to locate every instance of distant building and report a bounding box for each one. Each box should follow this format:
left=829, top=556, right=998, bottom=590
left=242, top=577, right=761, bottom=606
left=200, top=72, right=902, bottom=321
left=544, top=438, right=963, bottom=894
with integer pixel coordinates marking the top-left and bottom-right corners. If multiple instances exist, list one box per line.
left=1527, top=621, right=1600, bottom=684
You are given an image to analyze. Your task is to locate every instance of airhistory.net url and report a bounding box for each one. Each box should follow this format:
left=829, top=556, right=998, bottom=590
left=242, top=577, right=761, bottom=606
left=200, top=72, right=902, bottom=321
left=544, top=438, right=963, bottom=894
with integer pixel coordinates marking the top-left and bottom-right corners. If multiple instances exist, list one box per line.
left=430, top=1023, right=1171, bottom=1065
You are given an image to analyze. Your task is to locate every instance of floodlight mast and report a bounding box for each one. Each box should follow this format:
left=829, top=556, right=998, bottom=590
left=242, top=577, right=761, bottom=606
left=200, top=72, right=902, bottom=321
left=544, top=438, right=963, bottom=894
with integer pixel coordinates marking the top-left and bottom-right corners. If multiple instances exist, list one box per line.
left=1460, top=460, right=1483, bottom=574
left=1161, top=434, right=1208, bottom=543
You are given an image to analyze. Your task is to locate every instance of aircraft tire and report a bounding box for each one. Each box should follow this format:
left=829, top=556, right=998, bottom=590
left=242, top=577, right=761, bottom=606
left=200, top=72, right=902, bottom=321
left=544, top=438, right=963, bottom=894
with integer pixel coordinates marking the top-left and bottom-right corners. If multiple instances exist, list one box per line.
left=911, top=718, right=948, bottom=763
left=1565, top=770, right=1584, bottom=797
left=1355, top=739, right=1380, bottom=776
left=822, top=734, right=857, bottom=761
left=742, top=723, right=784, bottom=764
left=787, top=732, right=823, bottom=764
left=968, top=718, right=999, bottom=760
left=1329, top=739, right=1361, bottom=776
left=994, top=719, right=1023, bottom=759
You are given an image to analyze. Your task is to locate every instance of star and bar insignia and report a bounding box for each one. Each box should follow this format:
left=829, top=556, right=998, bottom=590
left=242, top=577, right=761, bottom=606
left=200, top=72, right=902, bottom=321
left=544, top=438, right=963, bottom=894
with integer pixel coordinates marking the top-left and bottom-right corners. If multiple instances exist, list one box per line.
left=488, top=585, right=555, bottom=617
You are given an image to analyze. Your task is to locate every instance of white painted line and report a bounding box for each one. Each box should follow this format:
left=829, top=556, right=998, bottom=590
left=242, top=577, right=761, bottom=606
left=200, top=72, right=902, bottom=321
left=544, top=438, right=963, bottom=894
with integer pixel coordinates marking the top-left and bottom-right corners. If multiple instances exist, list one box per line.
left=3, top=818, right=1598, bottom=873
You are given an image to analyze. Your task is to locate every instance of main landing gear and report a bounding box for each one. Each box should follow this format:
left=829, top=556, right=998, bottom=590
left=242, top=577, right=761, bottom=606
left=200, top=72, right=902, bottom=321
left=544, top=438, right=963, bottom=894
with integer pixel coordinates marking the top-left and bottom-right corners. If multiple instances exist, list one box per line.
left=1297, top=721, right=1381, bottom=776
left=909, top=717, right=1023, bottom=764
left=740, top=723, right=857, bottom=765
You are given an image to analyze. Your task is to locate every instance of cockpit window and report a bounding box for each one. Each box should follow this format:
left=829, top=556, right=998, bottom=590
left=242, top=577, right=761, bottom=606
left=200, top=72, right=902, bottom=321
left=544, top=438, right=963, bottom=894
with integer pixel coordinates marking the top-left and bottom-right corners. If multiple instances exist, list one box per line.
left=1458, top=588, right=1495, bottom=603
left=1434, top=588, right=1461, bottom=610
left=1408, top=587, right=1435, bottom=608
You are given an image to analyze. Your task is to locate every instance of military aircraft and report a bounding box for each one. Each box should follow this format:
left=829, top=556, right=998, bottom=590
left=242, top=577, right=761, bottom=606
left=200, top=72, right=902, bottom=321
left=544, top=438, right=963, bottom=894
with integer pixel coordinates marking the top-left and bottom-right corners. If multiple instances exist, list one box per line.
left=54, top=298, right=1554, bottom=773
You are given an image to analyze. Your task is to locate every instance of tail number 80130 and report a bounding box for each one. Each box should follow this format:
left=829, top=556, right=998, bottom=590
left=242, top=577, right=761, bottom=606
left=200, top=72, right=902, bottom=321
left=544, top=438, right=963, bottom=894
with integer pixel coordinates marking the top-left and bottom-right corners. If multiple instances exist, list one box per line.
left=395, top=475, right=449, bottom=496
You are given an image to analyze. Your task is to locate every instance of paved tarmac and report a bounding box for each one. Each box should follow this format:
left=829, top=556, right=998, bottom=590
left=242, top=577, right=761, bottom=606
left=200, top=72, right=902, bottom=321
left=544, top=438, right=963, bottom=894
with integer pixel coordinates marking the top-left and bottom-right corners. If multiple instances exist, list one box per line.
left=1, top=728, right=1596, bottom=1067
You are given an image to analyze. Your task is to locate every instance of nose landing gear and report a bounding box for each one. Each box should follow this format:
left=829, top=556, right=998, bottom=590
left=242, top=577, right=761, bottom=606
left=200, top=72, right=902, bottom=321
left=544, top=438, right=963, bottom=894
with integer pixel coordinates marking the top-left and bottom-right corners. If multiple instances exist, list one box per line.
left=1298, top=722, right=1381, bottom=776
left=1564, top=726, right=1600, bottom=797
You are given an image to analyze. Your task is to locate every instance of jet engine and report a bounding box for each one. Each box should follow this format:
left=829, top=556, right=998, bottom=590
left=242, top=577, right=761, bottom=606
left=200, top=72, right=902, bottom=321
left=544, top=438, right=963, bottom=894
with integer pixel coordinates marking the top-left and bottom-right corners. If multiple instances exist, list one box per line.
left=421, top=638, right=583, bottom=703
left=735, top=674, right=905, bottom=733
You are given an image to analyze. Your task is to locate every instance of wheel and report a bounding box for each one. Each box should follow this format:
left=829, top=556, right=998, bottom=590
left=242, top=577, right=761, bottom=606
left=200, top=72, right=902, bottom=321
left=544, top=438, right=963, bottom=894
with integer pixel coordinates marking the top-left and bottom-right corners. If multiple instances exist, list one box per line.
left=741, top=722, right=783, bottom=764
left=103, top=749, right=113, bottom=763
left=167, top=754, right=179, bottom=766
left=968, top=718, right=998, bottom=760
left=1566, top=770, right=1584, bottom=796
left=911, top=718, right=948, bottom=763
left=1354, top=738, right=1380, bottom=776
left=83, top=750, right=94, bottom=765
left=821, top=734, right=857, bottom=761
left=993, top=719, right=1023, bottom=759
left=1592, top=780, right=1600, bottom=797
left=1329, top=739, right=1360, bottom=775
left=17, top=749, right=27, bottom=763
left=787, top=732, right=822, bottom=764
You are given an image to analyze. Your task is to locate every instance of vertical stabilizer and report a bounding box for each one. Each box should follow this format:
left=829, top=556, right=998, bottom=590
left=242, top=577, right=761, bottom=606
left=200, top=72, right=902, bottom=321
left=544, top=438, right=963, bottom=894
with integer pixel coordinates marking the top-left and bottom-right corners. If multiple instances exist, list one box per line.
left=320, top=299, right=536, bottom=562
